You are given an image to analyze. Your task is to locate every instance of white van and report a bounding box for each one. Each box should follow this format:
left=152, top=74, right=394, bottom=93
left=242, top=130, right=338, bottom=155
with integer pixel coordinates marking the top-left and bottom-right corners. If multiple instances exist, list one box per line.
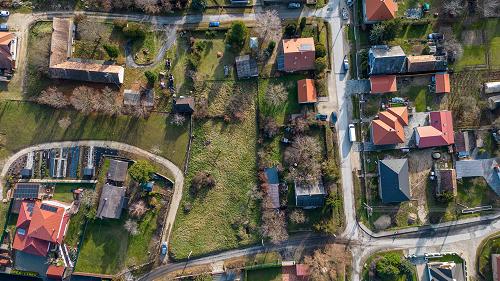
left=348, top=124, right=356, bottom=142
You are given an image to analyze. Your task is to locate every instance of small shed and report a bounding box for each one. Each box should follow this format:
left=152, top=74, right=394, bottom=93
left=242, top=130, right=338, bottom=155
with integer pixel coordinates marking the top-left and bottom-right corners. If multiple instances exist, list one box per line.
left=107, top=159, right=129, bottom=183
left=97, top=183, right=126, bottom=219
left=249, top=37, right=258, bottom=49
left=142, top=89, right=155, bottom=107
left=297, top=79, right=317, bottom=104
left=46, top=265, right=65, bottom=281
left=235, top=55, right=258, bottom=79
left=124, top=89, right=141, bottom=106
left=294, top=179, right=326, bottom=208
left=264, top=167, right=280, bottom=209
left=488, top=95, right=500, bottom=110
left=173, top=96, right=195, bottom=114
left=435, top=72, right=451, bottom=94
left=436, top=169, right=457, bottom=196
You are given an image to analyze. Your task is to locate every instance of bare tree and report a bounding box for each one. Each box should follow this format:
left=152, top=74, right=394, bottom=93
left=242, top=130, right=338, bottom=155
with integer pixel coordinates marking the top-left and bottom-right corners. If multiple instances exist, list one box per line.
left=261, top=209, right=288, bottom=244
left=98, top=87, right=120, bottom=116
left=70, top=86, right=100, bottom=114
left=284, top=136, right=322, bottom=184
left=290, top=117, right=310, bottom=134
left=484, top=0, right=500, bottom=17
left=303, top=245, right=352, bottom=281
left=262, top=117, right=279, bottom=138
left=128, top=200, right=148, bottom=218
left=37, top=87, right=70, bottom=109
left=289, top=209, right=307, bottom=224
left=265, top=83, right=288, bottom=107
left=80, top=189, right=98, bottom=208
left=58, top=117, right=72, bottom=130
left=124, top=219, right=139, bottom=236
left=160, top=0, right=173, bottom=12
left=171, top=114, right=186, bottom=126
left=442, top=0, right=465, bottom=17
left=135, top=0, right=161, bottom=14
left=255, top=10, right=282, bottom=44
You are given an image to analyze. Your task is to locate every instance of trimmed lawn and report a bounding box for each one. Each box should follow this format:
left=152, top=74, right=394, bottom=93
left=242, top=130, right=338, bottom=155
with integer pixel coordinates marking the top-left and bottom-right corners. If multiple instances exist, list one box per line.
left=170, top=110, right=260, bottom=259
left=398, top=22, right=434, bottom=40
left=0, top=101, right=189, bottom=167
left=455, top=46, right=487, bottom=70
left=246, top=267, right=282, bottom=281
left=52, top=183, right=95, bottom=203
left=457, top=178, right=499, bottom=208
left=402, top=86, right=428, bottom=112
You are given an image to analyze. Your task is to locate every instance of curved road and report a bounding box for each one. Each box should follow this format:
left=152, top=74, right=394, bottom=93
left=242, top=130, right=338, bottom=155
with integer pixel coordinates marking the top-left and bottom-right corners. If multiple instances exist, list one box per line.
left=0, top=141, right=184, bottom=249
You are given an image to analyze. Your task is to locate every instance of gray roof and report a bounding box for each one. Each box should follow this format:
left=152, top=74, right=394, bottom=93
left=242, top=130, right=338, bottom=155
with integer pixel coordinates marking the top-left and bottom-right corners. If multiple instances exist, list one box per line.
left=268, top=184, right=280, bottom=209
left=235, top=55, right=258, bottom=78
left=295, top=180, right=326, bottom=197
left=142, top=89, right=155, bottom=107
left=368, top=45, right=407, bottom=75
left=378, top=158, right=410, bottom=203
left=97, top=183, right=126, bottom=219
left=264, top=167, right=279, bottom=184
left=456, top=160, right=484, bottom=178
left=107, top=159, right=128, bottom=183
left=123, top=89, right=140, bottom=106
left=428, top=262, right=465, bottom=281
left=174, top=96, right=195, bottom=113
left=455, top=158, right=500, bottom=195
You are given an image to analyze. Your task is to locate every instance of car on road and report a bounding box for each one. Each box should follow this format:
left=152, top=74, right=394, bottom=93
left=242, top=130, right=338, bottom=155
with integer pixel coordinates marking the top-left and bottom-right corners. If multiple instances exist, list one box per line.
left=161, top=242, right=168, bottom=255
left=209, top=21, right=220, bottom=27
left=0, top=11, right=9, bottom=17
left=0, top=23, right=8, bottom=31
left=288, top=2, right=301, bottom=9
left=343, top=56, right=349, bottom=71
left=316, top=113, right=328, bottom=121
left=342, top=8, right=349, bottom=20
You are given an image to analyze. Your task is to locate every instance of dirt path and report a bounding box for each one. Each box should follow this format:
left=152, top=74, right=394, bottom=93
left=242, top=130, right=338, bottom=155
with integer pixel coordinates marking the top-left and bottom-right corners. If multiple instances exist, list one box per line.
left=125, top=25, right=177, bottom=69
left=408, top=149, right=434, bottom=223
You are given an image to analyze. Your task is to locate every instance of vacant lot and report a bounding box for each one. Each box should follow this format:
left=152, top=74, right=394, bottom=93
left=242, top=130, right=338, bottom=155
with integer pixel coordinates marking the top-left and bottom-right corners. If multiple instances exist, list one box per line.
left=258, top=75, right=303, bottom=126
left=0, top=101, right=189, bottom=166
left=170, top=105, right=260, bottom=259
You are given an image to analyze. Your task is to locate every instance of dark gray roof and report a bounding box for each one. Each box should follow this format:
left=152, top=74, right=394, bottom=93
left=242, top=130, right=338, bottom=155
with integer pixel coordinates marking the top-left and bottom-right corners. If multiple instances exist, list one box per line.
left=455, top=160, right=484, bottom=178
left=107, top=159, right=128, bottom=183
left=174, top=96, right=195, bottom=113
left=428, top=262, right=465, bottom=281
left=368, top=45, right=407, bottom=75
left=123, top=89, right=140, bottom=106
left=295, top=179, right=326, bottom=208
left=378, top=158, right=410, bottom=203
left=13, top=183, right=40, bottom=199
left=235, top=55, right=258, bottom=78
left=142, top=89, right=155, bottom=107
left=97, top=183, right=126, bottom=219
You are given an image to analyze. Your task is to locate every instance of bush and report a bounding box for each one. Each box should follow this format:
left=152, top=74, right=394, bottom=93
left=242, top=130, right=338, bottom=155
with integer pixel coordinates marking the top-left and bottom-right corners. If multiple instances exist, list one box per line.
left=191, top=171, right=216, bottom=195
left=226, top=21, right=248, bottom=50
left=129, top=160, right=156, bottom=183
left=285, top=24, right=297, bottom=37
left=315, top=43, right=326, bottom=57
left=103, top=44, right=119, bottom=59
left=267, top=41, right=276, bottom=53
left=369, top=19, right=402, bottom=44
left=437, top=191, right=454, bottom=203
left=123, top=22, right=146, bottom=39
left=299, top=17, right=307, bottom=30
left=375, top=252, right=414, bottom=281
left=144, top=70, right=157, bottom=85
left=113, top=19, right=127, bottom=29
left=315, top=57, right=328, bottom=72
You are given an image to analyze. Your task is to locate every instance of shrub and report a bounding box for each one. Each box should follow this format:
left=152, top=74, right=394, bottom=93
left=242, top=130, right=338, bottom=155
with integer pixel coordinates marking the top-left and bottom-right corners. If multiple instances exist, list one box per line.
left=226, top=21, right=248, bottom=50
left=123, top=22, right=146, bottom=39
left=144, top=70, right=157, bottom=85
left=103, top=44, right=119, bottom=59
left=267, top=41, right=276, bottom=53
left=315, top=43, right=326, bottom=57
left=129, top=160, right=155, bottom=183
left=191, top=0, right=207, bottom=10
left=113, top=19, right=127, bottom=29
left=191, top=171, right=216, bottom=195
left=285, top=24, right=297, bottom=37
left=315, top=57, right=328, bottom=72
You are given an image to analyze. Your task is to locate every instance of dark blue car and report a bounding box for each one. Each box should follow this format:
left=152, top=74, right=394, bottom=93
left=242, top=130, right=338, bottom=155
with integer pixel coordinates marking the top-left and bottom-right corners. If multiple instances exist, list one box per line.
left=209, top=21, right=220, bottom=27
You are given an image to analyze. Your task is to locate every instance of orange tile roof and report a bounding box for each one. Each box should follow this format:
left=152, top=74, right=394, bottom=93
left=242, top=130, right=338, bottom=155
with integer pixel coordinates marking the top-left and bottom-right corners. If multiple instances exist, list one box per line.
left=372, top=118, right=405, bottom=145
left=435, top=73, right=450, bottom=93
left=283, top=38, right=315, bottom=53
left=370, top=75, right=397, bottom=93
left=416, top=111, right=454, bottom=148
left=0, top=32, right=14, bottom=46
left=387, top=106, right=408, bottom=126
left=28, top=201, right=69, bottom=243
left=47, top=265, right=65, bottom=280
left=365, top=0, right=397, bottom=21
left=282, top=38, right=316, bottom=72
left=297, top=79, right=317, bottom=103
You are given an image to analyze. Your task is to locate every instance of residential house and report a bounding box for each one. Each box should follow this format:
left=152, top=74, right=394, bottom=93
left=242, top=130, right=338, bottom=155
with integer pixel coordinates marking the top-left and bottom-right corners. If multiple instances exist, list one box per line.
left=13, top=200, right=71, bottom=257
left=46, top=265, right=66, bottom=281
left=11, top=183, right=41, bottom=214
left=280, top=38, right=315, bottom=72
left=49, top=18, right=124, bottom=84
left=455, top=131, right=474, bottom=158
left=434, top=72, right=451, bottom=94
left=436, top=169, right=457, bottom=196
left=370, top=75, right=397, bottom=94
left=371, top=106, right=408, bottom=145
left=297, top=79, right=317, bottom=104
left=363, top=0, right=397, bottom=23
left=96, top=183, right=126, bottom=219
left=295, top=180, right=326, bottom=208
left=407, top=55, right=447, bottom=73
left=427, top=261, right=466, bottom=281
left=368, top=45, right=406, bottom=75
left=107, top=159, right=128, bottom=184
left=235, top=55, right=258, bottom=79
left=0, top=32, right=17, bottom=77
left=378, top=158, right=410, bottom=203
left=415, top=111, right=455, bottom=148
left=492, top=254, right=500, bottom=281
left=264, top=167, right=280, bottom=209
left=173, top=96, right=195, bottom=114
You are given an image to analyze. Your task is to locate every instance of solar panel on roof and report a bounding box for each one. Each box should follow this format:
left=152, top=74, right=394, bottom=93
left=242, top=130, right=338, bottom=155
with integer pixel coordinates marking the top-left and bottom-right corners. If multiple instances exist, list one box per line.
left=26, top=202, right=34, bottom=215
left=299, top=44, right=313, bottom=51
left=40, top=204, right=58, bottom=213
left=13, top=184, right=39, bottom=199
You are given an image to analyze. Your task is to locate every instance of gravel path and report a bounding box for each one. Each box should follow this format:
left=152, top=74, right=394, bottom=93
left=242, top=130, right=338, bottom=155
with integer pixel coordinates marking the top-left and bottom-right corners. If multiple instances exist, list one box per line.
left=125, top=25, right=177, bottom=69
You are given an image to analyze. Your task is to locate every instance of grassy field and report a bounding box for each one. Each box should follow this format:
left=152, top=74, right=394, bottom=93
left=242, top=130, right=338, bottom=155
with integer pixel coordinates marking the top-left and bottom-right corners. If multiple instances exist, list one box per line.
left=52, top=183, right=95, bottom=203
left=0, top=101, right=189, bottom=166
left=455, top=46, right=487, bottom=70
left=258, top=75, right=304, bottom=125
left=170, top=108, right=260, bottom=259
left=478, top=234, right=500, bottom=281
left=75, top=210, right=159, bottom=274
left=131, top=31, right=163, bottom=65
left=246, top=267, right=282, bottom=281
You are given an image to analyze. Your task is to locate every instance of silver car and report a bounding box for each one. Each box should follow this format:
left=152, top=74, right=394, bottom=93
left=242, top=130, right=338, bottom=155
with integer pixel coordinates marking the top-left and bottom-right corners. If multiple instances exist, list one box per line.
left=0, top=11, right=9, bottom=17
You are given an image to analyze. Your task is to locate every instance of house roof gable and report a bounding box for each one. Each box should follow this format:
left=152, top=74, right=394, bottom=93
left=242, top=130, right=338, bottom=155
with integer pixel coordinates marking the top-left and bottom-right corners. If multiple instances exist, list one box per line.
left=378, top=159, right=410, bottom=203
left=370, top=75, right=397, bottom=93
left=297, top=79, right=317, bottom=103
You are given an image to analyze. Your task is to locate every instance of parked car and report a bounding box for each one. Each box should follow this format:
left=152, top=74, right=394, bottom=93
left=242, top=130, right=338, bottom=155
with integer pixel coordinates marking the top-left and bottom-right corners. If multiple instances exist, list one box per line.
left=315, top=113, right=328, bottom=121
left=341, top=8, right=349, bottom=20
left=288, top=2, right=301, bottom=9
left=209, top=21, right=220, bottom=27
left=0, top=23, right=8, bottom=31
left=428, top=33, right=444, bottom=40
left=330, top=112, right=338, bottom=125
left=348, top=124, right=356, bottom=142
left=0, top=11, right=9, bottom=17
left=161, top=242, right=168, bottom=255
left=343, top=56, right=349, bottom=71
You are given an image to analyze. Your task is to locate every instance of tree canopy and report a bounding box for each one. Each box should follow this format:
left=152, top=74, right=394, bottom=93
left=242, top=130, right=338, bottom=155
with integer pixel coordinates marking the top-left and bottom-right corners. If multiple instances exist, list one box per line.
left=226, top=21, right=248, bottom=50
left=128, top=160, right=156, bottom=183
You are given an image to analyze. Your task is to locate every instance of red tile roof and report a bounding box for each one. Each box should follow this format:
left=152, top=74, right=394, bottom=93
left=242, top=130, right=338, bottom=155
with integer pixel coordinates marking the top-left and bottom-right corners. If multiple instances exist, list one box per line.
left=370, top=75, right=397, bottom=93
left=365, top=0, right=398, bottom=21
left=297, top=79, right=317, bottom=103
left=416, top=111, right=455, bottom=148
left=47, top=265, right=65, bottom=280
left=435, top=73, right=451, bottom=93
left=371, top=107, right=407, bottom=145
left=296, top=264, right=310, bottom=277
left=0, top=32, right=15, bottom=70
left=283, top=38, right=316, bottom=72
left=13, top=200, right=70, bottom=256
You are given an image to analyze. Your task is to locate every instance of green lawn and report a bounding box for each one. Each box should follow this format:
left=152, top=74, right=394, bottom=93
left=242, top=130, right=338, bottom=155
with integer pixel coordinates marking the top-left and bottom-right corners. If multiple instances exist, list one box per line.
left=246, top=267, right=282, bottom=281
left=398, top=22, right=434, bottom=40
left=75, top=210, right=159, bottom=274
left=131, top=31, right=162, bottom=65
left=52, top=183, right=95, bottom=203
left=455, top=46, right=487, bottom=70
left=405, top=86, right=427, bottom=112
left=478, top=234, right=500, bottom=281
left=170, top=111, right=260, bottom=259
left=457, top=178, right=499, bottom=208
left=0, top=101, right=189, bottom=167
left=491, top=37, right=500, bottom=67
left=258, top=75, right=304, bottom=125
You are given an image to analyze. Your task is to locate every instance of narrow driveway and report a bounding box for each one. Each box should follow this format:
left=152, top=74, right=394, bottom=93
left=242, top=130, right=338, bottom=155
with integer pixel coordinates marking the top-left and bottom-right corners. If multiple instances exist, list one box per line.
left=0, top=141, right=184, bottom=251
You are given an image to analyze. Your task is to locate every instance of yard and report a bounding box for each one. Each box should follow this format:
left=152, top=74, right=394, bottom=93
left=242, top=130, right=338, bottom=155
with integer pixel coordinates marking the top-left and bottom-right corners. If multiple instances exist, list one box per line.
left=258, top=75, right=304, bottom=125
left=169, top=101, right=260, bottom=259
left=477, top=234, right=500, bottom=281
left=246, top=266, right=282, bottom=281
left=362, top=250, right=417, bottom=281
left=0, top=101, right=189, bottom=167
left=52, top=183, right=95, bottom=203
